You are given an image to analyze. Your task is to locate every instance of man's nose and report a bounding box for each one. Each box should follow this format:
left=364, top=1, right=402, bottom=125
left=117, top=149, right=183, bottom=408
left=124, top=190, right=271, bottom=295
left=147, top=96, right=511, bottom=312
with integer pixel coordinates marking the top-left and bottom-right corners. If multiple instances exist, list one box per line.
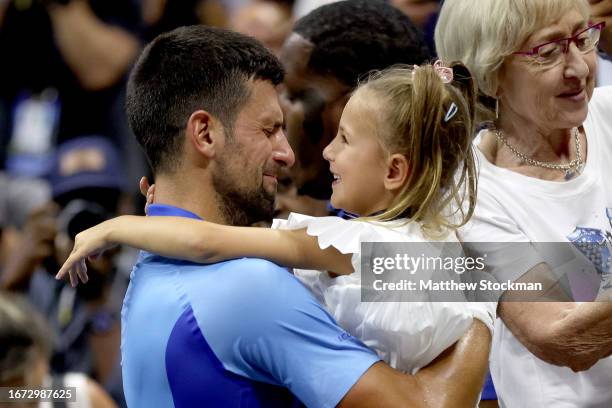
left=273, top=130, right=296, bottom=168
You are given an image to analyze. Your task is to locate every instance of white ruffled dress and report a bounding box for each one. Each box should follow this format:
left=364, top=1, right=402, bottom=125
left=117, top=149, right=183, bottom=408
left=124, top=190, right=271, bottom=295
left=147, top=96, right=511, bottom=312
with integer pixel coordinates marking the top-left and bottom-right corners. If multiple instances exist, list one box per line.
left=273, top=213, right=495, bottom=374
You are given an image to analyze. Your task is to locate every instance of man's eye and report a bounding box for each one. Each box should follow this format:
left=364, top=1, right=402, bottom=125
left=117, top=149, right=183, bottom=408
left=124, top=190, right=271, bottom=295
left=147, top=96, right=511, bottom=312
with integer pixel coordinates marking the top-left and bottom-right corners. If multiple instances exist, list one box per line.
left=263, top=129, right=274, bottom=136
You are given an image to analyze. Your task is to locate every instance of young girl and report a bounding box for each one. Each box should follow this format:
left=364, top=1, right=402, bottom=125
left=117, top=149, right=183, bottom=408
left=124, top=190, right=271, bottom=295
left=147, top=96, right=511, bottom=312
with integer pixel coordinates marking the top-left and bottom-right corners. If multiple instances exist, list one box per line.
left=57, top=62, right=495, bottom=374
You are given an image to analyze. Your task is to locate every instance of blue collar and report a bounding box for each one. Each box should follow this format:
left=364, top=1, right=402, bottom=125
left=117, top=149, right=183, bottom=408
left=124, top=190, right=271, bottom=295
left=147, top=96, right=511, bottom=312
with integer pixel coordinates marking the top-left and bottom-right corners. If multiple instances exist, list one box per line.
left=147, top=204, right=203, bottom=220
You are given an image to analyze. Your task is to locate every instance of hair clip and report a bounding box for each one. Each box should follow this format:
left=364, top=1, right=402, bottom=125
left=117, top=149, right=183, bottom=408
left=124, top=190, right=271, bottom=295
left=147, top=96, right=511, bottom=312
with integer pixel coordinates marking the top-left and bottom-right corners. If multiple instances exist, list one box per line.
left=444, top=102, right=458, bottom=122
left=433, top=60, right=453, bottom=84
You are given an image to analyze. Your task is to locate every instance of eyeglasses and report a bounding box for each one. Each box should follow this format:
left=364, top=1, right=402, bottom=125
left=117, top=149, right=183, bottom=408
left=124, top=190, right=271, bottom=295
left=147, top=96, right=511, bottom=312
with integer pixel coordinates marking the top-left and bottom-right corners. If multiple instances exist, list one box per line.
left=513, top=22, right=606, bottom=67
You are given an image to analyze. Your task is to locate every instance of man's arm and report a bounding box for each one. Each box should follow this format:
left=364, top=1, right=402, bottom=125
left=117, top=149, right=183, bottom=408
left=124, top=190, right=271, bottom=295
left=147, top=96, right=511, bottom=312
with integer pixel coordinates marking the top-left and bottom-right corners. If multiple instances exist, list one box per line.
left=338, top=320, right=491, bottom=408
left=203, top=259, right=491, bottom=408
left=47, top=0, right=139, bottom=90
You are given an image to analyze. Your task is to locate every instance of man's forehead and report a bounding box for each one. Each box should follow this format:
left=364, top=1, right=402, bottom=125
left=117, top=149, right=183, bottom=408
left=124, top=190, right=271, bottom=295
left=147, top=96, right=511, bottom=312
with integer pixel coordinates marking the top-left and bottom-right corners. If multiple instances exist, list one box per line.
left=240, top=79, right=283, bottom=122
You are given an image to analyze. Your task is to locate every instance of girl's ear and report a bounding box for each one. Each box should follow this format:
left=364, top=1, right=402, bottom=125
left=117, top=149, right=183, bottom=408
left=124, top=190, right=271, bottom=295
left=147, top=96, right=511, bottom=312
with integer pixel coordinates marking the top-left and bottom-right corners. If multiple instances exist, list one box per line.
left=384, top=153, right=409, bottom=191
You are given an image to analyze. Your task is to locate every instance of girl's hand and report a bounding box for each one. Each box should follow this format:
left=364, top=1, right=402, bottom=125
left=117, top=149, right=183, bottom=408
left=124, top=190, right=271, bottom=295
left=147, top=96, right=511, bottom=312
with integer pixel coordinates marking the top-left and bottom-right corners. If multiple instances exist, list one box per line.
left=55, top=220, right=116, bottom=287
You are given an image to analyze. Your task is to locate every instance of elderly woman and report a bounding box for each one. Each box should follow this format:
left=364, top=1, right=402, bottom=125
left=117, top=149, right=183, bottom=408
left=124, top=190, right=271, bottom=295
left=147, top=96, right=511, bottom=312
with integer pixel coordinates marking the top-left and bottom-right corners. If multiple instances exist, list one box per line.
left=435, top=0, right=612, bottom=407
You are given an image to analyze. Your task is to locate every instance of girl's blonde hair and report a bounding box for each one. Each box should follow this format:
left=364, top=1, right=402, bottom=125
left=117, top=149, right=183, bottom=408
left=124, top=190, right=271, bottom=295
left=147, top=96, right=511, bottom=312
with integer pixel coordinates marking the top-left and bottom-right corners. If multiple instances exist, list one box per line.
left=358, top=63, right=478, bottom=238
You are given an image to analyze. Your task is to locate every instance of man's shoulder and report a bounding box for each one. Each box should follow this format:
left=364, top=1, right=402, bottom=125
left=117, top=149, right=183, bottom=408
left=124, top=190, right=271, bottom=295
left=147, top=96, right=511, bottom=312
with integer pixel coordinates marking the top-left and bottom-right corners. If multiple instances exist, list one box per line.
left=144, top=257, right=306, bottom=305
left=210, top=258, right=306, bottom=300
left=215, top=257, right=288, bottom=273
left=133, top=254, right=301, bottom=300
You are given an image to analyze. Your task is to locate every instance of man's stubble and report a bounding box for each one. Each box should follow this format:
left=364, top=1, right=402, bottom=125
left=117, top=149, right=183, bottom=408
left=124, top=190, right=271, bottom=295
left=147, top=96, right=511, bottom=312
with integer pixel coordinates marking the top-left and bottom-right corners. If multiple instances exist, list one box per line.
left=212, top=139, right=275, bottom=227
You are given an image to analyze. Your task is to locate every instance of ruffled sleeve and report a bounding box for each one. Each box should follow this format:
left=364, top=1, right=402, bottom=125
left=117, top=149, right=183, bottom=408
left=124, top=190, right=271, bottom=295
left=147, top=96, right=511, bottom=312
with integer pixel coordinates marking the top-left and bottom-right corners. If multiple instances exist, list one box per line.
left=273, top=212, right=418, bottom=276
left=273, top=212, right=394, bottom=254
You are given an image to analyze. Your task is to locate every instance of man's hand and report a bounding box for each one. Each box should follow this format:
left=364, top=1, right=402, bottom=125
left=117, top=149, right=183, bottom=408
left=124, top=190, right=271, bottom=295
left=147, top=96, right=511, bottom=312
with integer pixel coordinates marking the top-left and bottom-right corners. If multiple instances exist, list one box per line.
left=338, top=320, right=491, bottom=407
left=416, top=320, right=491, bottom=408
left=590, top=0, right=612, bottom=54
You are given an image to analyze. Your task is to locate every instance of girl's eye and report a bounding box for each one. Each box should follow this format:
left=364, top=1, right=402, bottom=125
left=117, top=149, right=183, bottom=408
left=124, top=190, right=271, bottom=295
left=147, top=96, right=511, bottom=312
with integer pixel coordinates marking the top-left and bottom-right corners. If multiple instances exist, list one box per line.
left=341, top=134, right=348, bottom=143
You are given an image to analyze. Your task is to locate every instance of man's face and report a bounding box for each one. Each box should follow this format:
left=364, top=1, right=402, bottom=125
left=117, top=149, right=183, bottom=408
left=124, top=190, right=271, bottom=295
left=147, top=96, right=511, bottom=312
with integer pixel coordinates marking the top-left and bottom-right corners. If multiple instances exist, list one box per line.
left=213, top=79, right=294, bottom=226
left=279, top=33, right=352, bottom=199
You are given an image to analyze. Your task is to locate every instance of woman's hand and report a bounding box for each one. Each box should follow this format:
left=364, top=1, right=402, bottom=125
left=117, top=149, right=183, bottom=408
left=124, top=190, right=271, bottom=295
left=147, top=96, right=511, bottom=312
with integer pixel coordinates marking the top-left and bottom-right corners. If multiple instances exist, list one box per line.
left=55, top=219, right=118, bottom=287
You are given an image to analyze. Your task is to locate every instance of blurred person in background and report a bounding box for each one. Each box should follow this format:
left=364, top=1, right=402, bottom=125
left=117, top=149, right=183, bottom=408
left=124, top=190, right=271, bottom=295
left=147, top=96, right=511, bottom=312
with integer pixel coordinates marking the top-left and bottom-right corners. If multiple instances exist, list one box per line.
left=389, top=0, right=439, bottom=54
left=590, top=0, right=612, bottom=85
left=0, top=292, right=116, bottom=408
left=0, top=0, right=140, bottom=180
left=141, top=0, right=227, bottom=42
left=292, top=0, right=337, bottom=19
left=275, top=0, right=431, bottom=217
left=0, top=137, right=130, bottom=407
left=229, top=0, right=292, bottom=55
left=0, top=173, right=51, bottom=274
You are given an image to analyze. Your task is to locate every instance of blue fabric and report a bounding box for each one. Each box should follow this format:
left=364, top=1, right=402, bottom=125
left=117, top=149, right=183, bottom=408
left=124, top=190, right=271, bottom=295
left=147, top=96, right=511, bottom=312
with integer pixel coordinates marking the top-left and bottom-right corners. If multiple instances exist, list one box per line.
left=121, top=204, right=380, bottom=407
left=326, top=202, right=357, bottom=219
left=481, top=371, right=497, bottom=400
left=147, top=203, right=202, bottom=220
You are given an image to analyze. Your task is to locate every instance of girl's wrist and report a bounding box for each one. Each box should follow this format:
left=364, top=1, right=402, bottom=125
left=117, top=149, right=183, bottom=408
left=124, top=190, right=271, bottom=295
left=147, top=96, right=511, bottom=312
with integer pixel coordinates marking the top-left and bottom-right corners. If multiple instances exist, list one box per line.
left=104, top=216, right=126, bottom=244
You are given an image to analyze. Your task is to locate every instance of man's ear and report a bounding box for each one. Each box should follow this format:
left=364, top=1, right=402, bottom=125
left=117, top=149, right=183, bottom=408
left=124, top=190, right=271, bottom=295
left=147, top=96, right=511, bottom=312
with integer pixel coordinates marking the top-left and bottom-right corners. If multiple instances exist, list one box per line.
left=186, top=110, right=222, bottom=159
left=384, top=153, right=409, bottom=191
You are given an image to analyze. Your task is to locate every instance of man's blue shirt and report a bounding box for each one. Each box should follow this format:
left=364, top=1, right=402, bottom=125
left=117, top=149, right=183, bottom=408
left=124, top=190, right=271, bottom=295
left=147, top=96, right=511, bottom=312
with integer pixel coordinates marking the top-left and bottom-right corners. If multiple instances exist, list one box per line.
left=121, top=204, right=380, bottom=407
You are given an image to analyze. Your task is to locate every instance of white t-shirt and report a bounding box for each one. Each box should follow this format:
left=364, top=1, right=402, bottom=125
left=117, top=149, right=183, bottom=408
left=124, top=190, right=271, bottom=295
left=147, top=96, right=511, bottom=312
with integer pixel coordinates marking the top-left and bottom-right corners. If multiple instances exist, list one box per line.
left=273, top=213, right=496, bottom=374
left=459, top=86, right=612, bottom=407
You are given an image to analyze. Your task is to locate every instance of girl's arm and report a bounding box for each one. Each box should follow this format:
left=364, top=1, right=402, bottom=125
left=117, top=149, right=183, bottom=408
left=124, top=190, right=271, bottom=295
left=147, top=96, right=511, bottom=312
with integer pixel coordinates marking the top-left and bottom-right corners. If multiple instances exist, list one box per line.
left=56, top=215, right=353, bottom=286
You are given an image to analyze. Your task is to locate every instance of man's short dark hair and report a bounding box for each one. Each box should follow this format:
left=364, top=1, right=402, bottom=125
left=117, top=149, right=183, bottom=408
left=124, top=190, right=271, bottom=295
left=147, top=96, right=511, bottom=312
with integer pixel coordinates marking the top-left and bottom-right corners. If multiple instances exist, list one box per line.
left=126, top=25, right=284, bottom=174
left=293, top=0, right=431, bottom=88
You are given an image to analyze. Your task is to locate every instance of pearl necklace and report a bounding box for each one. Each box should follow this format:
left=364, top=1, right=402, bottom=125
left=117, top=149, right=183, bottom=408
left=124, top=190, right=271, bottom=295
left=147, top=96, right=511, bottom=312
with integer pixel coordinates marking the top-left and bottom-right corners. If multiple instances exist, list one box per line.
left=495, top=127, right=584, bottom=180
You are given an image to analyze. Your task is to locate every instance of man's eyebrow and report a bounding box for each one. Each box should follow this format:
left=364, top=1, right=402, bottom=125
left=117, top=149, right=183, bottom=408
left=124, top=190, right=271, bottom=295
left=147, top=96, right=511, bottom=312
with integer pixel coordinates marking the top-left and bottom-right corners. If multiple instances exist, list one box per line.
left=259, top=116, right=284, bottom=129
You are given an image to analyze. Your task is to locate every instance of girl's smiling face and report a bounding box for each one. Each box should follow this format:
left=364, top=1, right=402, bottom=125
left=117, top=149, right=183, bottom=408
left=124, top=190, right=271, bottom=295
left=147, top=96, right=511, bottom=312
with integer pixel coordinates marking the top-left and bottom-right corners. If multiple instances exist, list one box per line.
left=323, top=89, right=394, bottom=216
